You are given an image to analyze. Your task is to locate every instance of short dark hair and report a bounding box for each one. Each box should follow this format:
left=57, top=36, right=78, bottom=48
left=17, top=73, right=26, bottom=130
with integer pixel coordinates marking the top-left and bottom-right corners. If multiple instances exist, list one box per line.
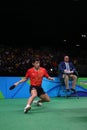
left=32, top=57, right=40, bottom=63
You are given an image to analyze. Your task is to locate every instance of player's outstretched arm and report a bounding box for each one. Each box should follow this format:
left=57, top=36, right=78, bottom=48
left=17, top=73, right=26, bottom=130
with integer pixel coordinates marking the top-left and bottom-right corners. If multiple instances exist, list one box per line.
left=14, top=77, right=28, bottom=86
left=9, top=77, right=28, bottom=90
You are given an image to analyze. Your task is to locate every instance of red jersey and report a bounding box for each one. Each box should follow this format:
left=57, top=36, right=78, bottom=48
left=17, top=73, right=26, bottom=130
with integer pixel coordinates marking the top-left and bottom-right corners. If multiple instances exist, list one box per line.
left=25, top=67, right=49, bottom=86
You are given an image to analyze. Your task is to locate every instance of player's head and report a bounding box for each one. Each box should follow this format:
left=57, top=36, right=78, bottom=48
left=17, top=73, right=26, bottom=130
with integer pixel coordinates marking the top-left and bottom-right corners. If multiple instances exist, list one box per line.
left=32, top=57, right=40, bottom=69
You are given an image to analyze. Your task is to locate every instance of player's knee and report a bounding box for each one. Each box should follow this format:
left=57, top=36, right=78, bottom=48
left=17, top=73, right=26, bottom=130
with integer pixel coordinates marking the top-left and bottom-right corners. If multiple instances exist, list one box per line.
left=32, top=94, right=37, bottom=98
left=46, top=97, right=50, bottom=102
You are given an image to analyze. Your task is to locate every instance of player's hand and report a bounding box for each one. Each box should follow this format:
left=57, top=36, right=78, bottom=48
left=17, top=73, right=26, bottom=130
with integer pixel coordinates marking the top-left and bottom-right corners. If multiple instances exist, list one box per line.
left=50, top=77, right=54, bottom=80
left=14, top=82, right=19, bottom=86
left=48, top=76, right=54, bottom=80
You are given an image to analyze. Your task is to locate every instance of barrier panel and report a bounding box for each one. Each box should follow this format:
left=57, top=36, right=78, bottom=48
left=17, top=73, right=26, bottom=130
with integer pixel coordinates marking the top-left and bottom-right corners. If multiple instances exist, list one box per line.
left=0, top=77, right=87, bottom=99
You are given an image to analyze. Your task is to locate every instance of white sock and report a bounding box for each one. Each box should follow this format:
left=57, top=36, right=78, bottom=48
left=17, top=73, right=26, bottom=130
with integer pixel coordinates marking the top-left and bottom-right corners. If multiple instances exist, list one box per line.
left=33, top=100, right=38, bottom=103
left=26, top=104, right=30, bottom=108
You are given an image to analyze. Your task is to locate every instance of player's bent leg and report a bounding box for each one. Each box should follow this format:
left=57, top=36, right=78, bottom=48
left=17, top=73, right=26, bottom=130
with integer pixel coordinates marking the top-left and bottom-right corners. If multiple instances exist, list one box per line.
left=36, top=93, right=50, bottom=106
left=40, top=93, right=50, bottom=102
left=24, top=89, right=37, bottom=113
left=34, top=94, right=50, bottom=106
left=33, top=87, right=50, bottom=106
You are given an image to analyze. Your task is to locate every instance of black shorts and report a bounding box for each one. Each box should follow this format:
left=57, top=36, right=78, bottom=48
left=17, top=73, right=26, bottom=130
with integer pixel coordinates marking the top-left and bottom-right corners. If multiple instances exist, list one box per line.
left=30, top=86, right=45, bottom=97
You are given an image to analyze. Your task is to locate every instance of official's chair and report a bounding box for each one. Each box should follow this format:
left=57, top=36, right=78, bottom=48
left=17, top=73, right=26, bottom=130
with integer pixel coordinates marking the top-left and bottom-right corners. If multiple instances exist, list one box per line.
left=57, top=71, right=79, bottom=98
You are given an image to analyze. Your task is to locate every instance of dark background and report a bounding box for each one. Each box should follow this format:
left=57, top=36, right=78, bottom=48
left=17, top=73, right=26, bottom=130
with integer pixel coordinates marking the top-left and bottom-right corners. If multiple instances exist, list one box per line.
left=0, top=0, right=87, bottom=49
left=0, top=0, right=87, bottom=77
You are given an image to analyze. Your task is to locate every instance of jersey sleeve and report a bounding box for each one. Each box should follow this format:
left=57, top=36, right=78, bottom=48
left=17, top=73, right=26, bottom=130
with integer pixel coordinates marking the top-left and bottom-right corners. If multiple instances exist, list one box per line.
left=25, top=69, right=30, bottom=78
left=44, top=68, right=49, bottom=78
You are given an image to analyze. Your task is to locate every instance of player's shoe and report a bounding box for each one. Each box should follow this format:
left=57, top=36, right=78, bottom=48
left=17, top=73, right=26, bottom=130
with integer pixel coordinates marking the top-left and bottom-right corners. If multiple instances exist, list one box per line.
left=33, top=100, right=42, bottom=106
left=24, top=105, right=31, bottom=113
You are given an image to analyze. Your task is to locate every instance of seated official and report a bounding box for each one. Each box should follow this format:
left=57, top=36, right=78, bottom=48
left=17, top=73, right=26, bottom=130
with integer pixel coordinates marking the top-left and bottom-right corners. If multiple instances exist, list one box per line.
left=58, top=55, right=78, bottom=95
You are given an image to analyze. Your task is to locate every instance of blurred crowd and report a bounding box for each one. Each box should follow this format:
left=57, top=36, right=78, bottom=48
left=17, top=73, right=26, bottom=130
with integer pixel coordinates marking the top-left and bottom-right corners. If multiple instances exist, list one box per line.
left=0, top=47, right=87, bottom=77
